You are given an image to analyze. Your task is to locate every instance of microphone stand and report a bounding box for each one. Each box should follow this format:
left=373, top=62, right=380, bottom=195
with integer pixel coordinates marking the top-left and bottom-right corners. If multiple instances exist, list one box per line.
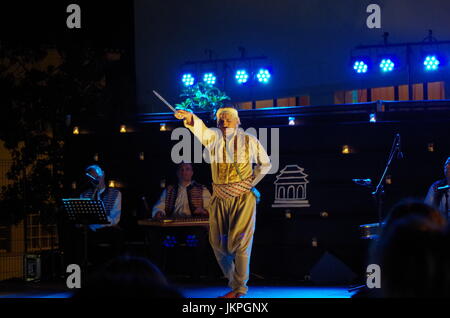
left=372, top=134, right=402, bottom=225
left=349, top=134, right=402, bottom=293
left=83, top=182, right=99, bottom=272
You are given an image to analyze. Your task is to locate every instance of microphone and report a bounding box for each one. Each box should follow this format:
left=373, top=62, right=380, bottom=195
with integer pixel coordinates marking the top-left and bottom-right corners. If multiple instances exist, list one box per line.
left=352, top=179, right=372, bottom=187
left=436, top=185, right=450, bottom=192
left=396, top=134, right=404, bottom=159
left=85, top=173, right=99, bottom=185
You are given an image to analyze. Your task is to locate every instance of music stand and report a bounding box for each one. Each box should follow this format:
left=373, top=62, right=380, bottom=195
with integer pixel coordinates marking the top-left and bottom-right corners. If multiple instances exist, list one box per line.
left=62, top=198, right=109, bottom=276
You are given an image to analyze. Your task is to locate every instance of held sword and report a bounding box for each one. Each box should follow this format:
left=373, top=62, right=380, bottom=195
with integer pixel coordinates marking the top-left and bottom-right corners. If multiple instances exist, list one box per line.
left=152, top=90, right=177, bottom=113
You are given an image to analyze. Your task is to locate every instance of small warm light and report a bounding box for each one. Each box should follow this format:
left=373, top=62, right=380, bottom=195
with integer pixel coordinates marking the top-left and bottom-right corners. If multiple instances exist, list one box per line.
left=311, top=237, right=318, bottom=248
left=369, top=113, right=377, bottom=123
left=105, top=51, right=121, bottom=62
left=285, top=209, right=292, bottom=219
left=109, top=180, right=116, bottom=188
left=160, top=123, right=167, bottom=131
left=320, top=211, right=329, bottom=218
left=288, top=117, right=296, bottom=126
left=386, top=175, right=392, bottom=185
left=71, top=182, right=77, bottom=190
left=93, top=153, right=99, bottom=162
left=428, top=143, right=435, bottom=152
left=342, top=145, right=351, bottom=154
left=73, top=127, right=79, bottom=135
left=120, top=125, right=127, bottom=133
left=160, top=179, right=166, bottom=188
left=139, top=152, right=145, bottom=161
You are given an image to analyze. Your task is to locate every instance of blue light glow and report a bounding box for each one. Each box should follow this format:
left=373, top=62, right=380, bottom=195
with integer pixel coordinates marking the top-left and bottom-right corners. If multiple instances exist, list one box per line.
left=162, top=235, right=177, bottom=248
left=203, top=73, right=217, bottom=85
left=178, top=286, right=355, bottom=298
left=379, top=59, right=395, bottom=72
left=256, top=69, right=271, bottom=83
left=186, top=234, right=199, bottom=247
left=235, top=70, right=249, bottom=84
left=182, top=73, right=195, bottom=86
left=424, top=55, right=440, bottom=71
left=353, top=61, right=368, bottom=74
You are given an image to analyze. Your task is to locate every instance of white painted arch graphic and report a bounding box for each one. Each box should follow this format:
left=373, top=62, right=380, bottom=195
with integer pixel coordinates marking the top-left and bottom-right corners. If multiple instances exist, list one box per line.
left=272, top=164, right=311, bottom=208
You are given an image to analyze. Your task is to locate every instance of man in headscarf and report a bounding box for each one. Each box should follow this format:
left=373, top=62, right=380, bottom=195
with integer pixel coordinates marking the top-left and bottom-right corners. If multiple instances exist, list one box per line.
left=175, top=107, right=272, bottom=298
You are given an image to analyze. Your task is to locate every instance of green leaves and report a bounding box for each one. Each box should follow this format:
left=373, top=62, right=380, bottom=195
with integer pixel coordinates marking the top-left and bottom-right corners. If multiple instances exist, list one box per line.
left=176, top=82, right=230, bottom=116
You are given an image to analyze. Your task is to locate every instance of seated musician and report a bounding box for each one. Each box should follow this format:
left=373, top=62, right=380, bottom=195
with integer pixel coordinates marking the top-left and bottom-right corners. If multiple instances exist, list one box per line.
left=148, top=163, right=212, bottom=278
left=425, top=156, right=450, bottom=219
left=80, top=164, right=124, bottom=263
left=151, top=162, right=211, bottom=219
left=82, top=164, right=122, bottom=229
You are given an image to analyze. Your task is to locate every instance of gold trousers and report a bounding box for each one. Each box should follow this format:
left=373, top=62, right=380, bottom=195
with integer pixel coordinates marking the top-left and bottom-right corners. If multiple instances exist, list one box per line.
left=209, top=191, right=256, bottom=294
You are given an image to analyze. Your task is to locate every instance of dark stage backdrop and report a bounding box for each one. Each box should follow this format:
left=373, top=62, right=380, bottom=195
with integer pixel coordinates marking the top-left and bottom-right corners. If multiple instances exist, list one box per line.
left=64, top=107, right=450, bottom=282
left=134, top=0, right=450, bottom=112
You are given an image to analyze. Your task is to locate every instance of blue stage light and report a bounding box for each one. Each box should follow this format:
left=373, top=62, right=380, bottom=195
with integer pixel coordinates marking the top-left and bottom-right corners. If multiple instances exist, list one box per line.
left=256, top=69, right=271, bottom=83
left=353, top=61, right=368, bottom=74
left=379, top=59, right=395, bottom=72
left=186, top=234, right=199, bottom=247
left=203, top=73, right=217, bottom=85
left=182, top=73, right=195, bottom=86
left=163, top=235, right=177, bottom=248
left=424, top=55, right=440, bottom=71
left=288, top=117, right=295, bottom=126
left=235, top=70, right=249, bottom=84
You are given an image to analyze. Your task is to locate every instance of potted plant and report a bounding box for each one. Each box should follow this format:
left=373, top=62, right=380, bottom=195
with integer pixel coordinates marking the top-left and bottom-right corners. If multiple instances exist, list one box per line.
left=175, top=82, right=230, bottom=119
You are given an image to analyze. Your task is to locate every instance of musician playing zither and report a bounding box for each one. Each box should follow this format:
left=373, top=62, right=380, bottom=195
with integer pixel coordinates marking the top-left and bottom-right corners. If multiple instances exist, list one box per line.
left=174, top=106, right=271, bottom=298
left=151, top=162, right=211, bottom=219
left=147, top=162, right=210, bottom=278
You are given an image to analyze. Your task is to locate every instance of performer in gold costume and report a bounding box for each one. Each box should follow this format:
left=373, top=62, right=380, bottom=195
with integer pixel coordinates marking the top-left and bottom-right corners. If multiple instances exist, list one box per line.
left=175, top=107, right=271, bottom=298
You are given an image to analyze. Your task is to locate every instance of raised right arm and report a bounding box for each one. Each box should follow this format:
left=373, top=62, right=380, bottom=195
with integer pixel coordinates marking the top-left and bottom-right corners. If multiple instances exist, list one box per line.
left=175, top=110, right=217, bottom=147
